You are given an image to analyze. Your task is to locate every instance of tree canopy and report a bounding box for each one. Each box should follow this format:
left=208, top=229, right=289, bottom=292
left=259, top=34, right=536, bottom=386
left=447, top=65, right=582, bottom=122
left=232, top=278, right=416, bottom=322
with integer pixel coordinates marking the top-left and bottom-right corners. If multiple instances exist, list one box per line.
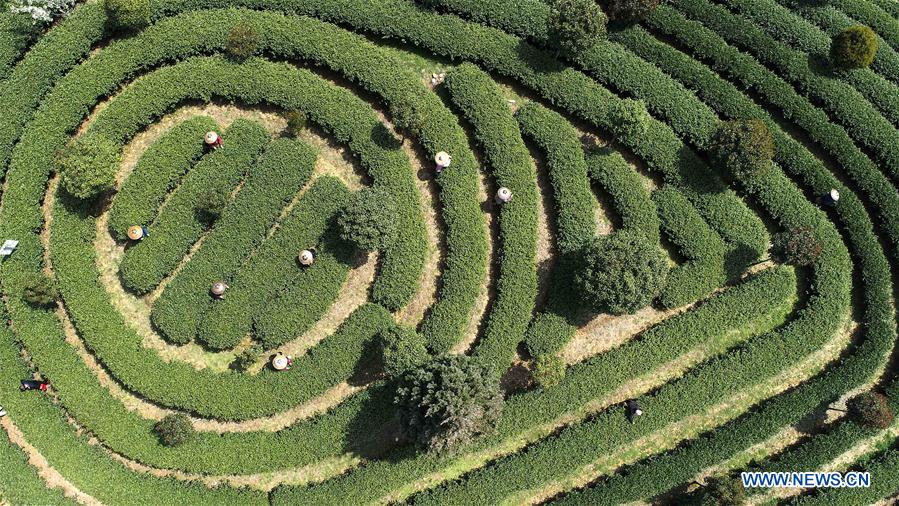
left=394, top=354, right=504, bottom=452
left=574, top=231, right=668, bottom=314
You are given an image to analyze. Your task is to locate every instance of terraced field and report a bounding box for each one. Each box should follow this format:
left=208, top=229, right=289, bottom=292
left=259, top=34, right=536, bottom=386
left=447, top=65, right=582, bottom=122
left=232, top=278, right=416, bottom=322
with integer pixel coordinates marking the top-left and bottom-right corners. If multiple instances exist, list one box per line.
left=0, top=0, right=898, bottom=504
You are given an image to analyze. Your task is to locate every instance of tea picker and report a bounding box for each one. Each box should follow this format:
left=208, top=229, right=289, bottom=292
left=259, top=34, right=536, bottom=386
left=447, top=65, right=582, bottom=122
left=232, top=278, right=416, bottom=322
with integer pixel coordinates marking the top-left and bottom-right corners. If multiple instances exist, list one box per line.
left=298, top=249, right=315, bottom=267
left=127, top=225, right=150, bottom=241
left=205, top=131, right=224, bottom=150
left=435, top=151, right=452, bottom=175
left=0, top=239, right=18, bottom=258
left=210, top=281, right=229, bottom=300
left=625, top=399, right=643, bottom=423
left=821, top=189, right=840, bottom=207
left=20, top=379, right=49, bottom=392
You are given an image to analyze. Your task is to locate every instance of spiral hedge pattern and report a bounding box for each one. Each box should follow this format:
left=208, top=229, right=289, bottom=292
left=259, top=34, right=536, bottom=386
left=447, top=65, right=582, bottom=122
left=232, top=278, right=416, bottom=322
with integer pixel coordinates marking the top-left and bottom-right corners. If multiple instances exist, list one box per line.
left=0, top=0, right=898, bottom=504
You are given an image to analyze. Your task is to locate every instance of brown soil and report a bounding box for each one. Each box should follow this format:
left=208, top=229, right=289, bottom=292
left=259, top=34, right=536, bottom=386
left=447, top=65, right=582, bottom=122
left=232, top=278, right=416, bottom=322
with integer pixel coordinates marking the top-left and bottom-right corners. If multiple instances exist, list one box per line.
left=450, top=157, right=494, bottom=355
left=97, top=435, right=359, bottom=492
left=562, top=306, right=684, bottom=365
left=393, top=139, right=442, bottom=328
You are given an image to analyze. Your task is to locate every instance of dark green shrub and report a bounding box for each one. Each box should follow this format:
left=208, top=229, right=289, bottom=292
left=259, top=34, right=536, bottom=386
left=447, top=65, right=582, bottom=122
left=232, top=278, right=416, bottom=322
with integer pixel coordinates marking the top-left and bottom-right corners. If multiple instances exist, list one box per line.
left=22, top=273, right=58, bottom=309
left=772, top=227, right=823, bottom=267
left=195, top=187, right=228, bottom=225
left=600, top=0, right=661, bottom=22
left=574, top=230, right=668, bottom=315
left=57, top=134, right=119, bottom=201
left=225, top=22, right=259, bottom=61
left=609, top=98, right=651, bottom=139
left=692, top=476, right=746, bottom=506
left=524, top=313, right=574, bottom=357
left=103, top=0, right=151, bottom=31
left=847, top=392, right=894, bottom=430
left=395, top=355, right=503, bottom=452
left=388, top=100, right=426, bottom=137
left=831, top=25, right=878, bottom=69
left=230, top=346, right=261, bottom=372
left=153, top=414, right=195, bottom=447
left=284, top=110, right=307, bottom=138
left=531, top=354, right=565, bottom=389
left=338, top=186, right=398, bottom=251
left=711, top=119, right=775, bottom=183
left=548, top=0, right=607, bottom=56
left=379, top=326, right=429, bottom=379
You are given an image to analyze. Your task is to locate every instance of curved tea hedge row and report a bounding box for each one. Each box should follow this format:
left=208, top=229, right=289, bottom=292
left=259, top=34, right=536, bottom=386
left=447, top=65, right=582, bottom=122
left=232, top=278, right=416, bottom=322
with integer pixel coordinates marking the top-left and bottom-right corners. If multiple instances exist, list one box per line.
left=151, top=137, right=317, bottom=345
left=120, top=119, right=270, bottom=294
left=197, top=175, right=348, bottom=350
left=273, top=265, right=796, bottom=504
left=652, top=186, right=725, bottom=309
left=23, top=51, right=410, bottom=420
left=444, top=63, right=538, bottom=370
left=107, top=115, right=218, bottom=240
left=634, top=6, right=899, bottom=260
left=516, top=103, right=594, bottom=357
left=585, top=150, right=659, bottom=245
left=719, top=0, right=899, bottom=127
left=0, top=0, right=892, bottom=502
left=670, top=0, right=899, bottom=183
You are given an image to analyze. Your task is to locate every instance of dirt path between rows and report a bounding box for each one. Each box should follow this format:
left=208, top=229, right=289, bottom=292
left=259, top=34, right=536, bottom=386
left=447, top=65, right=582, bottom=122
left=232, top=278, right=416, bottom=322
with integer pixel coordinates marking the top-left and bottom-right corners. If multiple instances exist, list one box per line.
left=375, top=274, right=789, bottom=504
left=516, top=314, right=854, bottom=505
left=101, top=441, right=359, bottom=492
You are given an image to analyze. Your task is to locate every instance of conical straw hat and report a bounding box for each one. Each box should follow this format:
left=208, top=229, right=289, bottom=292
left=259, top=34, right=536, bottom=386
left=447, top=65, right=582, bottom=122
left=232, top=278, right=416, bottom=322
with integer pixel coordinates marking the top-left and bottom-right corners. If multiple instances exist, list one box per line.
left=127, top=226, right=144, bottom=240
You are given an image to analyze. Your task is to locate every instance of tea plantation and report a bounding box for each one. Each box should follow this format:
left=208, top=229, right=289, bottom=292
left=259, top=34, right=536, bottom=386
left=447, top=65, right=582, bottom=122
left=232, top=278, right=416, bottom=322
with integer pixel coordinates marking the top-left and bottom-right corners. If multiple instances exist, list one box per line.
left=0, top=0, right=898, bottom=504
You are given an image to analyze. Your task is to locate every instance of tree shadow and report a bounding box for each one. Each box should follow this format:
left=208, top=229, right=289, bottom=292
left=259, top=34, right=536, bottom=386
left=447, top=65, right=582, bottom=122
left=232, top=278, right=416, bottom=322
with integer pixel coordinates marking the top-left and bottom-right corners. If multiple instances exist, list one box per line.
left=370, top=122, right=404, bottom=151
left=341, top=382, right=415, bottom=461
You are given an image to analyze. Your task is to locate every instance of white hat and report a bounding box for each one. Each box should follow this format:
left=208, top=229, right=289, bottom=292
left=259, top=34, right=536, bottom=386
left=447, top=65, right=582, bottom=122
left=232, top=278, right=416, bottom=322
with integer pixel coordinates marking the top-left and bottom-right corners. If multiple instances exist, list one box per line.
left=211, top=281, right=228, bottom=296
left=298, top=249, right=315, bottom=266
left=496, top=187, right=513, bottom=203
left=634, top=409, right=642, bottom=416
left=205, top=131, right=219, bottom=144
left=830, top=189, right=840, bottom=202
left=272, top=355, right=289, bottom=370
left=435, top=151, right=452, bottom=168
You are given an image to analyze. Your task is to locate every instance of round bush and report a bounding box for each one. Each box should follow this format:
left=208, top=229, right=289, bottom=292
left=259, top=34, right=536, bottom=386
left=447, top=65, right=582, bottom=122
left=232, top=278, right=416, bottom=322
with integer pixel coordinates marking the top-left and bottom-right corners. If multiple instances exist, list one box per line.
left=57, top=134, right=119, bottom=201
left=831, top=25, right=878, bottom=69
left=524, top=313, right=573, bottom=357
left=531, top=354, right=566, bottom=389
left=284, top=110, right=308, bottom=138
left=772, top=227, right=823, bottom=267
left=22, top=273, right=58, bottom=309
left=338, top=186, right=398, bottom=251
left=389, top=100, right=426, bottom=137
left=711, top=119, right=775, bottom=183
left=225, top=22, right=259, bottom=61
left=600, top=0, right=661, bottom=23
left=574, top=230, right=668, bottom=315
left=609, top=98, right=651, bottom=139
left=380, top=326, right=430, bottom=379
left=847, top=391, right=894, bottom=430
left=153, top=414, right=195, bottom=447
left=549, top=0, right=607, bottom=56
left=103, top=0, right=151, bottom=31
left=692, top=476, right=746, bottom=506
left=395, top=354, right=503, bottom=452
